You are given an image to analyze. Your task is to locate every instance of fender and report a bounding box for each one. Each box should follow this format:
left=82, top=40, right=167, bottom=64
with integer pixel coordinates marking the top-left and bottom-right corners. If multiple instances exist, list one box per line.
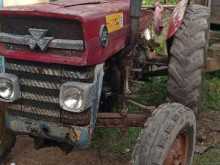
left=167, top=0, right=190, bottom=39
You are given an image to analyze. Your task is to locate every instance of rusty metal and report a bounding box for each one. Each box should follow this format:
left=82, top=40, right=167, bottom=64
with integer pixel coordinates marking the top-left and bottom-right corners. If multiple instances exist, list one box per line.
left=164, top=133, right=189, bottom=165
left=96, top=112, right=151, bottom=128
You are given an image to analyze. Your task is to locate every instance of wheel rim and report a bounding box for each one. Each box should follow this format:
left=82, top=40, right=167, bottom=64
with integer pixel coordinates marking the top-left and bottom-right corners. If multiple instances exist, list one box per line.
left=164, top=133, right=189, bottom=165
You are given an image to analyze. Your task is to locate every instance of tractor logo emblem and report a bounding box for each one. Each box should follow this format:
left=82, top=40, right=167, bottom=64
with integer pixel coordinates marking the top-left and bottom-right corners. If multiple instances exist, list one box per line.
left=26, top=28, right=54, bottom=51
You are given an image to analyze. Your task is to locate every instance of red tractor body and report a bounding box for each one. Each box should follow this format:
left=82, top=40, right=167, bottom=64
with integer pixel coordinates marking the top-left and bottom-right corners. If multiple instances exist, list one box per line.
left=0, top=1, right=207, bottom=164
left=0, top=0, right=151, bottom=66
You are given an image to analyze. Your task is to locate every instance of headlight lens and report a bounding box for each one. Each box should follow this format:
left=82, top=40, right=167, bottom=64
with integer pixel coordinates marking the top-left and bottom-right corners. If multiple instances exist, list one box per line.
left=61, top=87, right=83, bottom=113
left=0, top=73, right=20, bottom=102
left=0, top=79, right=14, bottom=99
left=60, top=81, right=94, bottom=113
left=60, top=85, right=84, bottom=113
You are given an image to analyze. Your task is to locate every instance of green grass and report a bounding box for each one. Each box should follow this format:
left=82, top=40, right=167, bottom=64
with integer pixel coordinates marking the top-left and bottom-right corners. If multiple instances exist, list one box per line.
left=142, top=0, right=177, bottom=6
left=194, top=147, right=220, bottom=165
left=203, top=72, right=220, bottom=111
left=92, top=128, right=141, bottom=156
left=92, top=77, right=167, bottom=155
left=133, top=76, right=168, bottom=106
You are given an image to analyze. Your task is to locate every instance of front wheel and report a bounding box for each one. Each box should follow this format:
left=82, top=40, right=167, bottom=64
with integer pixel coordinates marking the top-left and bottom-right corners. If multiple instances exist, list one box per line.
left=132, top=103, right=196, bottom=165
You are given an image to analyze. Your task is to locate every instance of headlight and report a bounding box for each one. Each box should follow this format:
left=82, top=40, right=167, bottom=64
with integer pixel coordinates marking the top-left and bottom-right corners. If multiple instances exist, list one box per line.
left=63, top=88, right=83, bottom=112
left=0, top=73, right=20, bottom=102
left=60, top=82, right=93, bottom=113
left=0, top=79, right=14, bottom=99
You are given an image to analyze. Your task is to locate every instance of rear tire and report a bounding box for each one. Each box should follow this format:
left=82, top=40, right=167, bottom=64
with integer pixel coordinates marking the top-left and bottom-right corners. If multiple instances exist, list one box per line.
left=167, top=5, right=210, bottom=114
left=132, top=103, right=196, bottom=165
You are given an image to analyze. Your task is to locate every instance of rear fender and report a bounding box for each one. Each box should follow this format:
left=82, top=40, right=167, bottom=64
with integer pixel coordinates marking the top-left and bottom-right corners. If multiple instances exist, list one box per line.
left=167, top=0, right=190, bottom=39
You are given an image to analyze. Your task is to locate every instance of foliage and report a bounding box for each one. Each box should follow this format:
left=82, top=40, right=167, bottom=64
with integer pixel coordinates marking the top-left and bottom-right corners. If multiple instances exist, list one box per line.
left=142, top=0, right=177, bottom=6
left=203, top=72, right=220, bottom=111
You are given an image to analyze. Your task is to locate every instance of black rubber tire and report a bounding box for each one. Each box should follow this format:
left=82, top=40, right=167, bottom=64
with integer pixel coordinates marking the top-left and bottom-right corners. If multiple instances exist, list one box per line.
left=132, top=103, right=196, bottom=165
left=167, top=5, right=210, bottom=114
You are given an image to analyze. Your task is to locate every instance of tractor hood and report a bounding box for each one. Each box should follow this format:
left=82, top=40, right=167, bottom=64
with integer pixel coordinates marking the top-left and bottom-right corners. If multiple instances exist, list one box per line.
left=0, top=0, right=136, bottom=66
left=0, top=0, right=129, bottom=21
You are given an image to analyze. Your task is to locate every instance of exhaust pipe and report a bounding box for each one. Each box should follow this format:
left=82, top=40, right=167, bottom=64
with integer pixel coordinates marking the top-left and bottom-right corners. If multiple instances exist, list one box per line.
left=130, top=0, right=143, bottom=46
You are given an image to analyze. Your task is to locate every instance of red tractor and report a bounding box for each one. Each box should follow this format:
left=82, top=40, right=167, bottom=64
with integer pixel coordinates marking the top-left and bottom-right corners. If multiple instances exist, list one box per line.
left=0, top=0, right=209, bottom=164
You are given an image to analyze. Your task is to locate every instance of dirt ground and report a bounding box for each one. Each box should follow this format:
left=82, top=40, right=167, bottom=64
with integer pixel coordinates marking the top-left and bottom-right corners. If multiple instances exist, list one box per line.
left=197, top=111, right=220, bottom=146
left=3, top=136, right=129, bottom=165
left=3, top=111, right=220, bottom=165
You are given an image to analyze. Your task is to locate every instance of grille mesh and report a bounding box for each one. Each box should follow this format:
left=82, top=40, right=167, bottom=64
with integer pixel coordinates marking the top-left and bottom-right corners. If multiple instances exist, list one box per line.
left=0, top=15, right=84, bottom=55
left=6, top=59, right=92, bottom=126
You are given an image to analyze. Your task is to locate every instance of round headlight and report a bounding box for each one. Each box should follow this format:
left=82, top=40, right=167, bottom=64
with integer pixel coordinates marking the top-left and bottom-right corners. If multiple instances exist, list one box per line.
left=0, top=79, right=13, bottom=99
left=62, top=88, right=83, bottom=112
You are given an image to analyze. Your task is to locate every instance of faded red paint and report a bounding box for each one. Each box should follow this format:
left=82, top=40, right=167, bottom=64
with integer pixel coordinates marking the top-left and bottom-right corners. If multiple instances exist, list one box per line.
left=167, top=0, right=189, bottom=39
left=0, top=0, right=152, bottom=66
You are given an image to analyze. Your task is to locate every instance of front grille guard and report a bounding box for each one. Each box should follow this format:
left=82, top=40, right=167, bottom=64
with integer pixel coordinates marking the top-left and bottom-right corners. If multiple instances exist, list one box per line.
left=6, top=59, right=94, bottom=126
left=0, top=32, right=84, bottom=51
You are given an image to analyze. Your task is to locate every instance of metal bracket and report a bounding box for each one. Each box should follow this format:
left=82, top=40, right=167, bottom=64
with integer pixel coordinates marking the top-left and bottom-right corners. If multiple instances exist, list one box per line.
left=0, top=31, right=84, bottom=51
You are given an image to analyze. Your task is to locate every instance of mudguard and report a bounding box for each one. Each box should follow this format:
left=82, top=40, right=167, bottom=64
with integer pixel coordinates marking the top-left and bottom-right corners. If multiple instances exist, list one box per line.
left=167, top=0, right=190, bottom=39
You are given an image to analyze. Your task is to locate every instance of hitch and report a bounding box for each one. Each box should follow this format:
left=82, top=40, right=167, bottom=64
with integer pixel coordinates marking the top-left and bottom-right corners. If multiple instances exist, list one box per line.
left=96, top=112, right=152, bottom=128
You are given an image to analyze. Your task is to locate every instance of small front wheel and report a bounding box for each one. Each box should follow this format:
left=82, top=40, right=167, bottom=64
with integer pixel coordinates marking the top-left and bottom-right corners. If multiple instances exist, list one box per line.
left=132, top=103, right=196, bottom=165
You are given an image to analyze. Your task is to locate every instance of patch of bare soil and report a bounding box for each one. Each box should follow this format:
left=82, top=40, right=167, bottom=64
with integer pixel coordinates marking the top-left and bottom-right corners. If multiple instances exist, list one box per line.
left=4, top=136, right=129, bottom=165
left=197, top=111, right=220, bottom=146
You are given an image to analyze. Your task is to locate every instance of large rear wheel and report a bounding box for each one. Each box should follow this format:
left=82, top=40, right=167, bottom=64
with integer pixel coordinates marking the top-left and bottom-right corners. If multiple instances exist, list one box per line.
left=167, top=5, right=210, bottom=114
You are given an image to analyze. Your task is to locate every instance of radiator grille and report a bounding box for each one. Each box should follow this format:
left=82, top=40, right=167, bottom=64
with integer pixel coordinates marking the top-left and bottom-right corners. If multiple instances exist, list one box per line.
left=6, top=59, right=93, bottom=126
left=0, top=16, right=83, bottom=40
left=0, top=16, right=84, bottom=55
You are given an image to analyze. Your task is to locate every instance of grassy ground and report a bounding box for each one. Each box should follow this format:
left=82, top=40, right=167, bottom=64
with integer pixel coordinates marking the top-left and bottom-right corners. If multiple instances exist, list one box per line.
left=92, top=76, right=167, bottom=155
left=203, top=72, right=220, bottom=112
left=194, top=146, right=220, bottom=165
left=92, top=73, right=220, bottom=163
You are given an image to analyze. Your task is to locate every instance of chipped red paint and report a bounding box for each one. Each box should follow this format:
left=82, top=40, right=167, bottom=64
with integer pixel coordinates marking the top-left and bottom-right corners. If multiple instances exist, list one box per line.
left=167, top=0, right=189, bottom=39
left=0, top=0, right=152, bottom=66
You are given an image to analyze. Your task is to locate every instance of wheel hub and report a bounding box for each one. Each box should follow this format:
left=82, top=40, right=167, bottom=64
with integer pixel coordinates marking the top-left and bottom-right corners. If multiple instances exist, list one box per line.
left=164, top=133, right=189, bottom=165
